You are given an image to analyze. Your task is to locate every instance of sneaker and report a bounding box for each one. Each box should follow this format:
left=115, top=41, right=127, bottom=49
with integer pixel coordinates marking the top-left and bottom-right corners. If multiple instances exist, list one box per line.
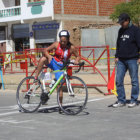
left=112, top=101, right=126, bottom=108
left=128, top=102, right=137, bottom=108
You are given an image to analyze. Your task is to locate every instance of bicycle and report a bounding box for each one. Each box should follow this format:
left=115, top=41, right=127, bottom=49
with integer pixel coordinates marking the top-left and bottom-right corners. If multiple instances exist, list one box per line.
left=16, top=60, right=88, bottom=115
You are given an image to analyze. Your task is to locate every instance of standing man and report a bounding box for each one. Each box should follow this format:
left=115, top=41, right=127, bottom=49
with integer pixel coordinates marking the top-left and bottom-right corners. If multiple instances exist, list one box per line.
left=113, top=13, right=140, bottom=108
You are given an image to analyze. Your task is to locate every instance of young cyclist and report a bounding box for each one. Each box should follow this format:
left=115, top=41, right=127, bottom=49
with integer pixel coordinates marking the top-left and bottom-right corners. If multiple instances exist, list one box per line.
left=35, top=30, right=81, bottom=111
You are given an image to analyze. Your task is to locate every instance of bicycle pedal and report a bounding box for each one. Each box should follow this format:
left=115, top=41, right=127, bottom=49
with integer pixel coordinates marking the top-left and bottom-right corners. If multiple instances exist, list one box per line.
left=19, top=109, right=24, bottom=113
left=58, top=108, right=63, bottom=114
left=24, top=94, right=30, bottom=99
left=69, top=95, right=75, bottom=97
left=41, top=92, right=49, bottom=105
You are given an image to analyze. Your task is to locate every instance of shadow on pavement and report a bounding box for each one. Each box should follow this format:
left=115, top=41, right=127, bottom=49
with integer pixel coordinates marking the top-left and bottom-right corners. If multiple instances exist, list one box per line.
left=38, top=106, right=89, bottom=116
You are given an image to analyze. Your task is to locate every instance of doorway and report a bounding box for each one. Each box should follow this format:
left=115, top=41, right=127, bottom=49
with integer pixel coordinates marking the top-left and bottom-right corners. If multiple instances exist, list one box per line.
left=14, top=38, right=29, bottom=52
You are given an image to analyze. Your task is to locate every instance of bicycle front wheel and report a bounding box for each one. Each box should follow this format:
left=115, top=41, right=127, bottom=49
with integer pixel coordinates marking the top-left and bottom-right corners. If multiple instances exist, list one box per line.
left=57, top=76, right=88, bottom=115
left=16, top=76, right=42, bottom=113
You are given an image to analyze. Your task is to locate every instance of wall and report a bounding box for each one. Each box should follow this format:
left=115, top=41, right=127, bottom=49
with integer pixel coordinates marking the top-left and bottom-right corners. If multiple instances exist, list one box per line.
left=99, top=0, right=127, bottom=16
left=0, top=42, right=6, bottom=53
left=0, top=0, right=5, bottom=8
left=64, top=0, right=96, bottom=15
left=54, top=0, right=129, bottom=16
left=0, top=0, right=54, bottom=23
left=55, top=0, right=129, bottom=46
left=0, top=0, right=15, bottom=8
left=64, top=20, right=114, bottom=46
left=21, top=0, right=54, bottom=21
left=54, top=0, right=61, bottom=14
left=0, top=0, right=10, bottom=8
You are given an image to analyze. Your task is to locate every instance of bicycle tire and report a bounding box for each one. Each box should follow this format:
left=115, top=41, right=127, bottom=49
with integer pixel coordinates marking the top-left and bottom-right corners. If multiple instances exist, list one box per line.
left=57, top=76, right=88, bottom=115
left=16, top=76, right=42, bottom=113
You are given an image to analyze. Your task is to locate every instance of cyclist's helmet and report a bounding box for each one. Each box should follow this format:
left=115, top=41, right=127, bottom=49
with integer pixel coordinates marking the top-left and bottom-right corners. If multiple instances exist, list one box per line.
left=59, top=30, right=70, bottom=38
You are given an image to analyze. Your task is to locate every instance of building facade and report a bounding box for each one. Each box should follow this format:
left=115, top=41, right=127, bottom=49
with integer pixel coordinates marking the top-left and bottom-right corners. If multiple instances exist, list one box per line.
left=0, top=0, right=129, bottom=53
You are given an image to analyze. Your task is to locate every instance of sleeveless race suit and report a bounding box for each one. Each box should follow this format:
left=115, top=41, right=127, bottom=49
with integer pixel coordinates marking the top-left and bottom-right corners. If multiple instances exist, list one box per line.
left=54, top=43, right=71, bottom=62
left=47, top=42, right=71, bottom=80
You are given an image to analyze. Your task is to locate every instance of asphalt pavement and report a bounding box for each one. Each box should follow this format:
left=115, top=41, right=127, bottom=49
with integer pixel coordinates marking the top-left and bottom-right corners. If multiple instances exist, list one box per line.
left=0, top=90, right=140, bottom=140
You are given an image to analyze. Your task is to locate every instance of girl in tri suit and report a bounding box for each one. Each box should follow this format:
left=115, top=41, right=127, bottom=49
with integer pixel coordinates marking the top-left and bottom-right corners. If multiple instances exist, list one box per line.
left=35, top=30, right=80, bottom=110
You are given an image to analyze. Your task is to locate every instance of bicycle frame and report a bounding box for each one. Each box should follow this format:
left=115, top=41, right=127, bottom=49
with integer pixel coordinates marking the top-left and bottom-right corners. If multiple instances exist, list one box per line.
left=40, top=67, right=73, bottom=96
left=17, top=61, right=87, bottom=114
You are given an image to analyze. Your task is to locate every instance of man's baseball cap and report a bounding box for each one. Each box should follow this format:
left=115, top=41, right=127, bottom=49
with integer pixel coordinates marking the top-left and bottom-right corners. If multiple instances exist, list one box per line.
left=118, top=13, right=130, bottom=24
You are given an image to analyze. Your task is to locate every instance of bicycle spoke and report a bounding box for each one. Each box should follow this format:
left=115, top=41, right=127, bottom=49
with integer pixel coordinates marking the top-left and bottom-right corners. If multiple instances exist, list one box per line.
left=57, top=76, right=88, bottom=115
left=16, top=76, right=42, bottom=113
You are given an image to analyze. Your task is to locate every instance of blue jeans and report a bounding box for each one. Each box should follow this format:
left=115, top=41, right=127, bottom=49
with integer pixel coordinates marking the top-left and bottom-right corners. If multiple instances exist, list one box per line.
left=116, top=59, right=139, bottom=103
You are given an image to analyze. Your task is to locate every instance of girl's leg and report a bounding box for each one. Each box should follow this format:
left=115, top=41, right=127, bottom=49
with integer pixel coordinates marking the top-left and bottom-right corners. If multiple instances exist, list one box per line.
left=35, top=56, right=49, bottom=78
left=57, top=85, right=63, bottom=113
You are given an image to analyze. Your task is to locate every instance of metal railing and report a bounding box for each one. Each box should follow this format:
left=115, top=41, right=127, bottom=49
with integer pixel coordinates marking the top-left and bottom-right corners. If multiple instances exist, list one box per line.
left=0, top=6, right=21, bottom=18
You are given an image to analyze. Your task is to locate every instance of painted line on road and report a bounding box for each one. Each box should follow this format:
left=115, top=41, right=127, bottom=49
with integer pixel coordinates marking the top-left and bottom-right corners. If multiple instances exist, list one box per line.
left=0, top=96, right=114, bottom=117
left=88, top=96, right=113, bottom=103
left=0, top=111, right=19, bottom=117
left=39, top=96, right=113, bottom=110
left=0, top=105, right=19, bottom=110
left=0, top=119, right=34, bottom=124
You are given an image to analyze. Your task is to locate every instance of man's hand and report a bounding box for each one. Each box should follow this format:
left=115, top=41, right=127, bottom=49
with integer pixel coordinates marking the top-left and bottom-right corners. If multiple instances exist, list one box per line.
left=137, top=58, right=140, bottom=64
left=115, top=58, right=119, bottom=63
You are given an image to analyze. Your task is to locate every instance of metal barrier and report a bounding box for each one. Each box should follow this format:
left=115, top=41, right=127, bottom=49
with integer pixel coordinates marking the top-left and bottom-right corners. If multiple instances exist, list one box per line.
left=78, top=45, right=111, bottom=95
left=0, top=46, right=112, bottom=95
left=0, top=49, right=43, bottom=75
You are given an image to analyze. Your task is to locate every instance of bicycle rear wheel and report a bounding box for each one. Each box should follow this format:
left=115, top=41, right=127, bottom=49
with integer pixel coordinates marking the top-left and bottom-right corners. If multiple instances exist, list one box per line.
left=57, top=76, right=88, bottom=115
left=16, top=76, right=42, bottom=113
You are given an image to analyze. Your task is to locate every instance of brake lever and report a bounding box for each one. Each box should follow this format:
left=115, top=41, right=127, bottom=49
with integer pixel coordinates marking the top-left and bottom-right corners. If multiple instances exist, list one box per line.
left=74, top=62, right=85, bottom=73
left=75, top=68, right=80, bottom=73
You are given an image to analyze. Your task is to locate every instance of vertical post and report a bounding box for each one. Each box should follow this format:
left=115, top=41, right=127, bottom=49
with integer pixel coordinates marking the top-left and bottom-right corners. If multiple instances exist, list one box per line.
left=92, top=49, right=96, bottom=73
left=10, top=53, right=13, bottom=73
left=106, top=45, right=110, bottom=82
left=25, top=50, right=29, bottom=91
left=79, top=46, right=81, bottom=58
left=61, top=0, right=64, bottom=15
left=29, top=22, right=35, bottom=50
left=3, top=54, right=5, bottom=75
left=106, top=45, right=112, bottom=95
left=0, top=66, right=5, bottom=90
left=96, top=0, right=99, bottom=16
left=25, top=50, right=28, bottom=78
left=15, top=51, right=18, bottom=68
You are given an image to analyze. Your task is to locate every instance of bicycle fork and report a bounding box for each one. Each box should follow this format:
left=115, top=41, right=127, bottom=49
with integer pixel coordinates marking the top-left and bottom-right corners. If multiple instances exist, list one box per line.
left=65, top=76, right=75, bottom=96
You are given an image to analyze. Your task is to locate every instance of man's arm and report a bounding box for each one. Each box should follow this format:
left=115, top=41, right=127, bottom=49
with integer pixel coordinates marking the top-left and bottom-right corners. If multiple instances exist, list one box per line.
left=115, top=29, right=121, bottom=59
left=135, top=28, right=140, bottom=63
left=115, top=29, right=121, bottom=63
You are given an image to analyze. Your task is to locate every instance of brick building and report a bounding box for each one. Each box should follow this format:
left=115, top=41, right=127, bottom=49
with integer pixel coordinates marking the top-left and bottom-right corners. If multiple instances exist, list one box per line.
left=54, top=0, right=130, bottom=46
left=0, top=0, right=130, bottom=52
